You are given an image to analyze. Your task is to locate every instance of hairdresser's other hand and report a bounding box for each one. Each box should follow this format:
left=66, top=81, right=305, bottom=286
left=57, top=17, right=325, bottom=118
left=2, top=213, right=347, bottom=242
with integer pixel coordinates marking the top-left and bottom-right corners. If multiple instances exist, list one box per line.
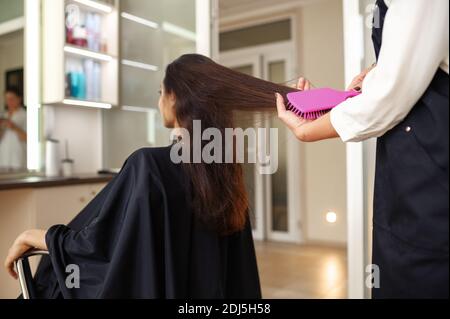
left=0, top=119, right=13, bottom=129
left=276, top=93, right=311, bottom=137
left=347, top=64, right=376, bottom=92
left=296, top=77, right=314, bottom=91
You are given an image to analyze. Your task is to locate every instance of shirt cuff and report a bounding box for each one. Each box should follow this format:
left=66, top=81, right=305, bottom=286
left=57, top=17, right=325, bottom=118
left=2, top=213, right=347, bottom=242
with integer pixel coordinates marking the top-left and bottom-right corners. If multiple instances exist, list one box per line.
left=330, top=107, right=361, bottom=143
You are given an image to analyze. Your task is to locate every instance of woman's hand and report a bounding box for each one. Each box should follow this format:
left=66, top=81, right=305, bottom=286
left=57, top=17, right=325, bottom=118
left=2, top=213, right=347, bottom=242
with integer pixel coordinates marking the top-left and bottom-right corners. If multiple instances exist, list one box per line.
left=1, top=119, right=27, bottom=141
left=276, top=77, right=314, bottom=139
left=276, top=76, right=339, bottom=142
left=0, top=119, right=13, bottom=129
left=347, top=64, right=376, bottom=92
left=276, top=93, right=312, bottom=140
left=4, top=229, right=47, bottom=279
left=296, top=77, right=314, bottom=91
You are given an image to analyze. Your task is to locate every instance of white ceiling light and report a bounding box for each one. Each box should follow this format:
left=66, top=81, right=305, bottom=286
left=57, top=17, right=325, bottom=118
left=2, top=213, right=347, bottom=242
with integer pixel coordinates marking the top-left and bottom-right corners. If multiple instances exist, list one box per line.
left=73, top=0, right=113, bottom=13
left=122, top=105, right=155, bottom=112
left=121, top=59, right=159, bottom=72
left=162, top=22, right=196, bottom=42
left=326, top=211, right=337, bottom=224
left=63, top=99, right=112, bottom=109
left=121, top=12, right=159, bottom=29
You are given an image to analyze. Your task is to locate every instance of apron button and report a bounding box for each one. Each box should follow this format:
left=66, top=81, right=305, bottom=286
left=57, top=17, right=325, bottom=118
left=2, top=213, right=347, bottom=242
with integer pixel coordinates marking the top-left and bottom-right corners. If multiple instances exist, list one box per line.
left=405, top=126, right=412, bottom=132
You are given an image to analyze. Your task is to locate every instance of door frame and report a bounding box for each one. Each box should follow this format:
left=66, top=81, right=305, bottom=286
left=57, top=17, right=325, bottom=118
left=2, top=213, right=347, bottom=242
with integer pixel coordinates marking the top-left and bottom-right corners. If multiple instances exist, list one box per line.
left=342, top=0, right=368, bottom=299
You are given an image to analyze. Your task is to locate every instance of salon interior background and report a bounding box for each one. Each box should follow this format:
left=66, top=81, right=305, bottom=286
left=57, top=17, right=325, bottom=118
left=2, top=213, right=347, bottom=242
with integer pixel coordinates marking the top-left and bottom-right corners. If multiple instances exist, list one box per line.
left=0, top=0, right=378, bottom=299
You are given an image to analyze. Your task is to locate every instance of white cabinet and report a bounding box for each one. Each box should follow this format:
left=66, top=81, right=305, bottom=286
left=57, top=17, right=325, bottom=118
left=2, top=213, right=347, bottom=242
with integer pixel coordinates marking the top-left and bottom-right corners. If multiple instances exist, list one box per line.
left=42, top=0, right=119, bottom=108
left=34, top=183, right=106, bottom=228
left=0, top=182, right=107, bottom=298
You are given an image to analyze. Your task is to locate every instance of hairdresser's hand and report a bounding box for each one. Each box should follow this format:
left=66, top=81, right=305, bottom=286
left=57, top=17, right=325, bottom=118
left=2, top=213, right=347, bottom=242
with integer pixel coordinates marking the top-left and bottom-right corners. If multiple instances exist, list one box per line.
left=0, top=119, right=12, bottom=129
left=347, top=64, right=376, bottom=92
left=276, top=93, right=312, bottom=138
left=4, top=120, right=15, bottom=129
left=295, top=77, right=314, bottom=91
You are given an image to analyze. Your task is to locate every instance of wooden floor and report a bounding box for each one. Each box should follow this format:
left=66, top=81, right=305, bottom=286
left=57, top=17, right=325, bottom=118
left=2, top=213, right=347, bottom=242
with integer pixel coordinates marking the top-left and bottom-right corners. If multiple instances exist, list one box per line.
left=254, top=241, right=347, bottom=299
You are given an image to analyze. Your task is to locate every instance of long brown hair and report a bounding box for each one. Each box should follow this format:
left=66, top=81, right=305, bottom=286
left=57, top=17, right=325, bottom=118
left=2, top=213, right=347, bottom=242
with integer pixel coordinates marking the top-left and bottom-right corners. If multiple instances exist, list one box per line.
left=164, top=54, right=297, bottom=234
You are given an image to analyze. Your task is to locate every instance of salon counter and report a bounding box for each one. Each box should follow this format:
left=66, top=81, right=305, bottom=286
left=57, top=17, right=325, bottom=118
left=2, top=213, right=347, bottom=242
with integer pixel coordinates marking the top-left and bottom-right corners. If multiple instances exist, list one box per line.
left=0, top=173, right=115, bottom=191
left=0, top=173, right=115, bottom=298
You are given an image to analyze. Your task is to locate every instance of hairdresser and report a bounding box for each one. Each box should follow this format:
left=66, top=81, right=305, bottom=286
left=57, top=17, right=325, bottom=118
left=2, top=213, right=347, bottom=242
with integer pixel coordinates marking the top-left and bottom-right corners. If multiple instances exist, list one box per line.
left=276, top=0, right=448, bottom=298
left=0, top=87, right=27, bottom=171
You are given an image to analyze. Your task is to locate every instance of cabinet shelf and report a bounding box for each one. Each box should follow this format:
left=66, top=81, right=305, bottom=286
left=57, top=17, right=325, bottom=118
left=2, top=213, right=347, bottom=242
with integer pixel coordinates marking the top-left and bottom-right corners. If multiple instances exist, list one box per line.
left=42, top=0, right=119, bottom=108
left=64, top=45, right=116, bottom=62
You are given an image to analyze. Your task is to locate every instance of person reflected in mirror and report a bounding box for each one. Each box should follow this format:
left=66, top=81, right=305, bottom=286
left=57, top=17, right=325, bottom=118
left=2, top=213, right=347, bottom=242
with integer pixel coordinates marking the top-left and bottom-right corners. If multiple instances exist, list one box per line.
left=0, top=86, right=27, bottom=172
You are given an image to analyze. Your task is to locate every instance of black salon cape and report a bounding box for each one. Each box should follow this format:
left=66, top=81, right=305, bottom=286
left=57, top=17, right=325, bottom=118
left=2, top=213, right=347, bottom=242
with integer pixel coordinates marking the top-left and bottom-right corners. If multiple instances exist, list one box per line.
left=32, top=146, right=261, bottom=299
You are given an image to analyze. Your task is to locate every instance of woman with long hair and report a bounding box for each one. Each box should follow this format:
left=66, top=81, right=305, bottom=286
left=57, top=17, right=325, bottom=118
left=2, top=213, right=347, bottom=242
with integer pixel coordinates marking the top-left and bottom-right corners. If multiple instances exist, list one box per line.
left=4, top=54, right=297, bottom=298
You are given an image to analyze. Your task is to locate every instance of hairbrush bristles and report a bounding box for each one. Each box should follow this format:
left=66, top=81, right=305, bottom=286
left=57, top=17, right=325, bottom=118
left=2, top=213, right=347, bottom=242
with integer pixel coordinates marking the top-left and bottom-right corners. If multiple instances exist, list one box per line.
left=287, top=102, right=330, bottom=120
left=286, top=88, right=361, bottom=120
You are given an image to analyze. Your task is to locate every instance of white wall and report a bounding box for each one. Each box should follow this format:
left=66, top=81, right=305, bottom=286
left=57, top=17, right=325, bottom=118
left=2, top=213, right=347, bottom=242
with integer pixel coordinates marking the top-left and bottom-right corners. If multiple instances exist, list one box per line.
left=299, top=0, right=347, bottom=245
left=43, top=105, right=103, bottom=174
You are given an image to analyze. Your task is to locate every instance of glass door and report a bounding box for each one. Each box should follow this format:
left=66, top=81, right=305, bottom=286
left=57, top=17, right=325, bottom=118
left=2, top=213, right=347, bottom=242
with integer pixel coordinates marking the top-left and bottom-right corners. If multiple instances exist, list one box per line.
left=263, top=48, right=302, bottom=243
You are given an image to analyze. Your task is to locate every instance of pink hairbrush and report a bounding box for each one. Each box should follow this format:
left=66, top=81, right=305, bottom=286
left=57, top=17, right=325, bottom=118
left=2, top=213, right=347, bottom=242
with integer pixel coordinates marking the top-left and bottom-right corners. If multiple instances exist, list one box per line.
left=286, top=88, right=361, bottom=120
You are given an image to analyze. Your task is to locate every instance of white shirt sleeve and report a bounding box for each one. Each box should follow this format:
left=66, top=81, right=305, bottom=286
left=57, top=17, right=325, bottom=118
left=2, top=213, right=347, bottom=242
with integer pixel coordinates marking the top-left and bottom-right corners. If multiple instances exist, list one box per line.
left=330, top=0, right=449, bottom=143
left=15, top=109, right=27, bottom=132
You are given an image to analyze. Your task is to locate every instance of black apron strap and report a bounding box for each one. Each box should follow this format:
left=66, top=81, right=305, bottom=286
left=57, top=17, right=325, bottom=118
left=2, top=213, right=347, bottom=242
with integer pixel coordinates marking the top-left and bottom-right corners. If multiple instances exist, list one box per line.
left=370, top=0, right=449, bottom=298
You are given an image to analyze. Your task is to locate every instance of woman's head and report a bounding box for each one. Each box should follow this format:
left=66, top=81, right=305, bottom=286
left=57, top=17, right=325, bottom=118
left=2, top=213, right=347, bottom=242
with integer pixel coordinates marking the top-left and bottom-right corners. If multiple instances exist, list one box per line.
left=158, top=83, right=178, bottom=128
left=159, top=54, right=297, bottom=234
left=4, top=87, right=23, bottom=112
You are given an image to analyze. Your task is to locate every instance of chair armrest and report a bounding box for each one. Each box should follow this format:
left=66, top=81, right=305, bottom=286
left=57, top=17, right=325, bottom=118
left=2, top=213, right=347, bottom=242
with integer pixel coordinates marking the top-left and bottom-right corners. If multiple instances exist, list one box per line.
left=15, top=249, right=49, bottom=299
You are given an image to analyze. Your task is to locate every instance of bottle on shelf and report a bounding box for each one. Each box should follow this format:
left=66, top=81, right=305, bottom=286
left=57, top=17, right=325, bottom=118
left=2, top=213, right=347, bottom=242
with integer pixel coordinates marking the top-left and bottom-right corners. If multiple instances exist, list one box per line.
left=71, top=25, right=88, bottom=48
left=76, top=64, right=86, bottom=99
left=66, top=58, right=102, bottom=101
left=65, top=6, right=103, bottom=53
left=86, top=12, right=95, bottom=51
left=66, top=60, right=87, bottom=100
left=70, top=11, right=88, bottom=48
left=84, top=59, right=95, bottom=100
left=93, top=13, right=102, bottom=52
left=93, top=62, right=102, bottom=100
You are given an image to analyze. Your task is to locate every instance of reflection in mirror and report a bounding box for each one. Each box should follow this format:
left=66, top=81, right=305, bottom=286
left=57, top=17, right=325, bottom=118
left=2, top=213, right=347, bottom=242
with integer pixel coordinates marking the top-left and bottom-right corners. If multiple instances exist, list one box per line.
left=102, top=0, right=197, bottom=169
left=0, top=27, right=26, bottom=175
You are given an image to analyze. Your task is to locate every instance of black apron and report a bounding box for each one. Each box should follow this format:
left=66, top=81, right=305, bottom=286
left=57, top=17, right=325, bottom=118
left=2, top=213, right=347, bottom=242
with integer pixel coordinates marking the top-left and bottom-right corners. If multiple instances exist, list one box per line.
left=371, top=0, right=449, bottom=298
